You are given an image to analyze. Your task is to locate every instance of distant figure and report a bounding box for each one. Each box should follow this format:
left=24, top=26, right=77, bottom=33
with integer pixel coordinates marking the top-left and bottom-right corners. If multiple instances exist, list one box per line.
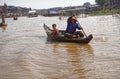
left=2, top=15, right=5, bottom=23
left=59, top=15, right=62, bottom=20
left=52, top=24, right=59, bottom=35
left=0, top=12, right=7, bottom=27
left=13, top=14, right=18, bottom=20
left=65, top=16, right=83, bottom=38
left=13, top=16, right=17, bottom=20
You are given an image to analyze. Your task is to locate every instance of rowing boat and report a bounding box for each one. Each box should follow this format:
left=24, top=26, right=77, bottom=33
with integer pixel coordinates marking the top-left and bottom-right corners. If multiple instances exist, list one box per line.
left=43, top=24, right=93, bottom=43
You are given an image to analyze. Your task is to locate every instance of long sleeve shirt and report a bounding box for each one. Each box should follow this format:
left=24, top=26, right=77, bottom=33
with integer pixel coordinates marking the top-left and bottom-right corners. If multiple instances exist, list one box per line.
left=65, top=22, right=81, bottom=34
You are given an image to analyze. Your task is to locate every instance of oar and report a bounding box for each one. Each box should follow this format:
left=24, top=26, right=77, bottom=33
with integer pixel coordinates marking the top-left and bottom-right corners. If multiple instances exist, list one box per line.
left=77, top=20, right=87, bottom=37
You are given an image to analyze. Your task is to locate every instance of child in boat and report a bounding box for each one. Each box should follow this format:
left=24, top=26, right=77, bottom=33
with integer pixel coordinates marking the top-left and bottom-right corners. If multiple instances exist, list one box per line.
left=52, top=24, right=59, bottom=35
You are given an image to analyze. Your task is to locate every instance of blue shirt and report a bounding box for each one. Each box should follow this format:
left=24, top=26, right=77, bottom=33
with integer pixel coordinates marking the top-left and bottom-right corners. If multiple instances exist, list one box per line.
left=65, top=22, right=81, bottom=34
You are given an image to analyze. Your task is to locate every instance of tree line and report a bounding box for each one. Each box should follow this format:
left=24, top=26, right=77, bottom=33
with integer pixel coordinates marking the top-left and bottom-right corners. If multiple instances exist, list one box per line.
left=95, top=0, right=110, bottom=7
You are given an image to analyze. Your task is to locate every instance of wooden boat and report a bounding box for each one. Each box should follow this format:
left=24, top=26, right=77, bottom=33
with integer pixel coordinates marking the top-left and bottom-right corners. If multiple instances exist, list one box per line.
left=43, top=24, right=93, bottom=43
left=28, top=10, right=38, bottom=17
left=13, top=17, right=18, bottom=20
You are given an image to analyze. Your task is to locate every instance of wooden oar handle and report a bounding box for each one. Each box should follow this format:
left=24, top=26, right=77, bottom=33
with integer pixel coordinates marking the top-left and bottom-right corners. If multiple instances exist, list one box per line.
left=76, top=20, right=87, bottom=37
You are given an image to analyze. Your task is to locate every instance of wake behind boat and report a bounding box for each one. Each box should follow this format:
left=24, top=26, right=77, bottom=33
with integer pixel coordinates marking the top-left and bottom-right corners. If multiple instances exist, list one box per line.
left=43, top=24, right=93, bottom=43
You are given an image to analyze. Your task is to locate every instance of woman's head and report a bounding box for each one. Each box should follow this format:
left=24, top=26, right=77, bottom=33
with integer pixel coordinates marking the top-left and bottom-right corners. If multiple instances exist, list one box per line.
left=71, top=17, right=76, bottom=23
left=52, top=24, right=56, bottom=28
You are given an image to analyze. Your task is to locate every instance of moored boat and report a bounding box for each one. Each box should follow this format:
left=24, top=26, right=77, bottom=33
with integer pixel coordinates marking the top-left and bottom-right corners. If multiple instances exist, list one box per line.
left=43, top=24, right=93, bottom=43
left=27, top=10, right=38, bottom=17
left=13, top=16, right=18, bottom=20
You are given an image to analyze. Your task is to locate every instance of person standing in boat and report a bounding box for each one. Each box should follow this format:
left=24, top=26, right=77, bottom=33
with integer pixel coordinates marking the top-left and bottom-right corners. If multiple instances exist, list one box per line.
left=0, top=12, right=7, bottom=27
left=52, top=24, right=59, bottom=35
left=65, top=16, right=84, bottom=38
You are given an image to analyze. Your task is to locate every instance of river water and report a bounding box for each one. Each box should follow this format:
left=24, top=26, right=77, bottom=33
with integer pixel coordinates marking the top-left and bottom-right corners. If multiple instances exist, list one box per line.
left=0, top=15, right=120, bottom=79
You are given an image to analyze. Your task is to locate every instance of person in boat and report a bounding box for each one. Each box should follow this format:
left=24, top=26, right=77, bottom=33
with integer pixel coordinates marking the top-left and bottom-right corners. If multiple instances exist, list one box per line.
left=67, top=13, right=76, bottom=25
left=65, top=16, right=84, bottom=38
left=13, top=14, right=17, bottom=20
left=52, top=24, right=59, bottom=35
left=0, top=12, right=7, bottom=27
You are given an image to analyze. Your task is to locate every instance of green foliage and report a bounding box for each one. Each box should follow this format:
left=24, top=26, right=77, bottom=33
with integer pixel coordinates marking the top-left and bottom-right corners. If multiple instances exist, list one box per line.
left=95, top=0, right=109, bottom=6
left=83, top=2, right=91, bottom=7
left=89, top=9, right=120, bottom=16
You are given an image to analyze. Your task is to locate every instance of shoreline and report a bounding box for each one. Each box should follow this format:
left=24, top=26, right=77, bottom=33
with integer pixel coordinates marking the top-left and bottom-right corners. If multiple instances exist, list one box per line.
left=89, top=9, right=120, bottom=16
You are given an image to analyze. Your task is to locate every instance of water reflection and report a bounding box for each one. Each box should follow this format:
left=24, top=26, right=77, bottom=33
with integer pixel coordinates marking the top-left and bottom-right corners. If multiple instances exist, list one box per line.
left=0, top=25, right=7, bottom=32
left=50, top=42, right=94, bottom=79
left=66, top=44, right=93, bottom=79
left=0, top=15, right=120, bottom=79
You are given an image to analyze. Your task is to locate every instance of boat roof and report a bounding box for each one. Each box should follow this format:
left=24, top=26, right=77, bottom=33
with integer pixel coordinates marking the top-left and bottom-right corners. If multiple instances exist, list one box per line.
left=28, top=10, right=36, bottom=13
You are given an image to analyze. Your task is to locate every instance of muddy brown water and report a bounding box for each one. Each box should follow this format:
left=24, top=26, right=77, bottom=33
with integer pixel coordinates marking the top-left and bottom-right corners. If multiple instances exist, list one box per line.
left=0, top=15, right=120, bottom=79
